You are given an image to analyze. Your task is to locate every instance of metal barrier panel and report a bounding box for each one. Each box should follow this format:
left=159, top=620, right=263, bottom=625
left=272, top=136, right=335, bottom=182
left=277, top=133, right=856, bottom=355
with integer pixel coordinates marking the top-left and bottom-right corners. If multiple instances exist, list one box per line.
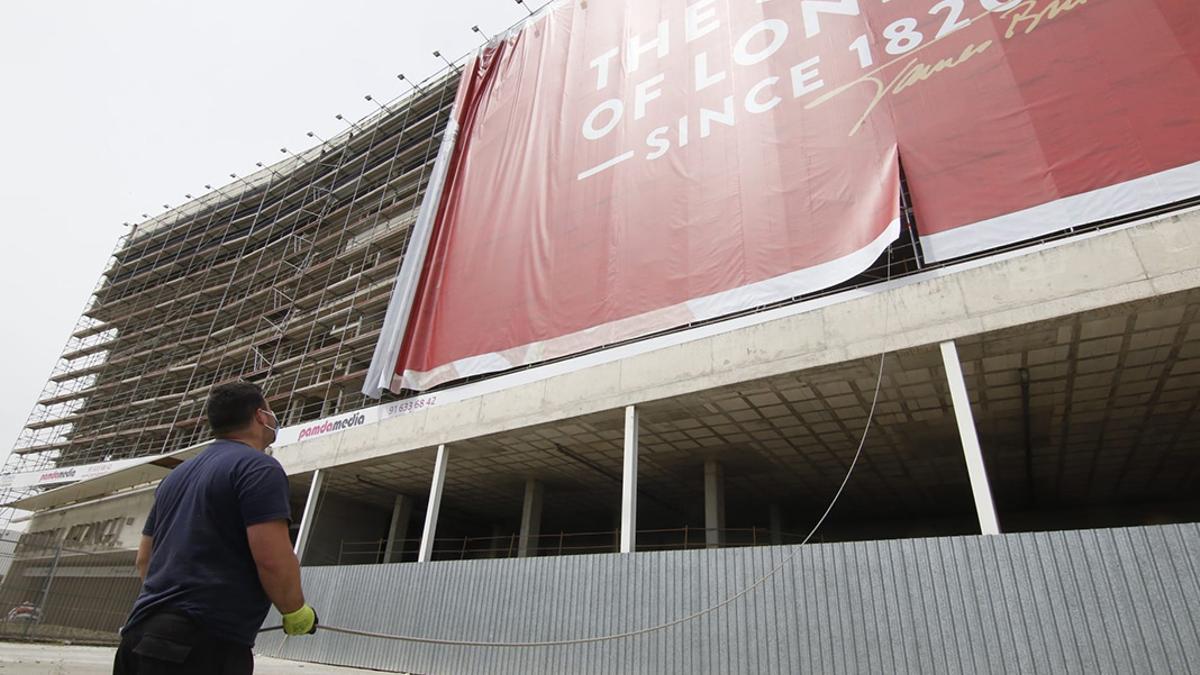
left=257, top=523, right=1200, bottom=674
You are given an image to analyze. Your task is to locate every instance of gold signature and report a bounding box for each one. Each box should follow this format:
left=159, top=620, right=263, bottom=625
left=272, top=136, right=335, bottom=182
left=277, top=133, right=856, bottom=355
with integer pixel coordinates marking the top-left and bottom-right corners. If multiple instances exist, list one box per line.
left=806, top=0, right=1092, bottom=136
left=811, top=40, right=993, bottom=137
left=1003, top=0, right=1089, bottom=38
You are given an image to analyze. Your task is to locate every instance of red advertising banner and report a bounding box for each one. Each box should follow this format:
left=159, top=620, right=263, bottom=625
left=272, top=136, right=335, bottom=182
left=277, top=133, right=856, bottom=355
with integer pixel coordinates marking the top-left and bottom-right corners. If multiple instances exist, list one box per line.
left=390, top=0, right=1200, bottom=392
left=892, top=0, right=1200, bottom=260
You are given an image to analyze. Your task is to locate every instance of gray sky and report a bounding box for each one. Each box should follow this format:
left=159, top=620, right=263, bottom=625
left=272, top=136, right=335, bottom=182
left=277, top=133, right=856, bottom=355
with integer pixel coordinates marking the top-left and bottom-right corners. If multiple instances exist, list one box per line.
left=0, top=0, right=531, bottom=469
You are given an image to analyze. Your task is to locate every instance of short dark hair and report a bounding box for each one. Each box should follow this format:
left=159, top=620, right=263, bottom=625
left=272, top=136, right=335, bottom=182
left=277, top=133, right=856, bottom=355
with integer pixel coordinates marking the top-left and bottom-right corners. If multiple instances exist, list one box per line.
left=207, top=382, right=267, bottom=436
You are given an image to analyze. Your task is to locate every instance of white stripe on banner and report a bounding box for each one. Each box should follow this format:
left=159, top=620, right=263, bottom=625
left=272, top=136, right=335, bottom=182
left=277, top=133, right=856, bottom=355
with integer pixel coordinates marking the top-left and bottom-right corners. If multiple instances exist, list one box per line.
left=920, top=161, right=1200, bottom=263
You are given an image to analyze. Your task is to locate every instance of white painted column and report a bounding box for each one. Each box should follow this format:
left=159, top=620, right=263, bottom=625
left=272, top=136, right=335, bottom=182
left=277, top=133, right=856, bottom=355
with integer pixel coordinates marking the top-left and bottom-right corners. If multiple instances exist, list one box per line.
left=418, top=444, right=450, bottom=563
left=769, top=504, right=783, bottom=545
left=293, top=469, right=324, bottom=561
left=383, top=494, right=412, bottom=563
left=620, top=405, right=638, bottom=554
left=704, top=459, right=726, bottom=548
left=517, top=478, right=544, bottom=558
left=940, top=340, right=1001, bottom=535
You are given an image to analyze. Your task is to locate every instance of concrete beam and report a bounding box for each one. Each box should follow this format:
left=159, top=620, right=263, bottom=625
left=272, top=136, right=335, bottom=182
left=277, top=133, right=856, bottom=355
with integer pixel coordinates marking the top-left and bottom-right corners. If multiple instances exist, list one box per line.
left=383, top=494, right=412, bottom=563
left=278, top=209, right=1200, bottom=480
left=418, top=445, right=449, bottom=563
left=517, top=478, right=544, bottom=558
left=293, top=469, right=324, bottom=561
left=704, top=459, right=725, bottom=548
left=940, top=340, right=1001, bottom=535
left=620, top=406, right=638, bottom=554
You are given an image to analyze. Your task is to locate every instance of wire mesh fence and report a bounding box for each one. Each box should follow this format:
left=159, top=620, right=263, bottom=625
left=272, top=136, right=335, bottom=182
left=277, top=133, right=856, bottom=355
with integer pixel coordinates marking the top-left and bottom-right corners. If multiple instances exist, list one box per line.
left=0, top=531, right=139, bottom=645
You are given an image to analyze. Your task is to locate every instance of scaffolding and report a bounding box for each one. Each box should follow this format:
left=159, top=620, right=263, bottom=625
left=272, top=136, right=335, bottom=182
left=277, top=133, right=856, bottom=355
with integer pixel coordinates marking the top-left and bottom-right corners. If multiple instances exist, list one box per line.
left=1, top=68, right=463, bottom=514
left=7, top=2, right=1197, bottom=527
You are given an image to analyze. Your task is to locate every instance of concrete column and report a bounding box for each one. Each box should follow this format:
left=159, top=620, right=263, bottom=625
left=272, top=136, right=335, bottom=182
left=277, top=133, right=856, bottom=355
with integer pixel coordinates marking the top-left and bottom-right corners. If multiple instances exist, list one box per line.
left=704, top=459, right=726, bottom=548
left=293, top=469, right=324, bottom=561
left=769, top=504, right=783, bottom=545
left=517, top=478, right=544, bottom=558
left=383, top=494, right=412, bottom=563
left=620, top=405, right=638, bottom=554
left=940, top=340, right=1001, bottom=535
left=490, top=523, right=508, bottom=558
left=418, top=445, right=450, bottom=563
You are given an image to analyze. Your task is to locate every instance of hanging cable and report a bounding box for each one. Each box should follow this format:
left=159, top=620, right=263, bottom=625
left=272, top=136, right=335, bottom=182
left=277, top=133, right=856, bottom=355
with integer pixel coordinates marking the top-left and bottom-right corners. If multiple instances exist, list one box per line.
left=260, top=245, right=896, bottom=648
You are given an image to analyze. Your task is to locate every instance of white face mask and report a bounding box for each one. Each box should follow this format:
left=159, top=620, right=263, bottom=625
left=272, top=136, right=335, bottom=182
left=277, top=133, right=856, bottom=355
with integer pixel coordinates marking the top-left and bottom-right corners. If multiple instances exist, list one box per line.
left=259, top=409, right=279, bottom=446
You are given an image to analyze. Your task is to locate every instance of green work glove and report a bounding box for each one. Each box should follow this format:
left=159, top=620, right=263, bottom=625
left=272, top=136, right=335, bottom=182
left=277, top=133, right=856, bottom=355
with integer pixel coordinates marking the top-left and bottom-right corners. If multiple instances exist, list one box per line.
left=281, top=604, right=319, bottom=636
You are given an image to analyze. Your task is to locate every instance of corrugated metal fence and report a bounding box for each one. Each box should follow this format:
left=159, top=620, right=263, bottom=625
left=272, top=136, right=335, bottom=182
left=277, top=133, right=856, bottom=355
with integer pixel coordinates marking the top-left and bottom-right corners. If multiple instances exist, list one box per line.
left=258, top=524, right=1200, bottom=674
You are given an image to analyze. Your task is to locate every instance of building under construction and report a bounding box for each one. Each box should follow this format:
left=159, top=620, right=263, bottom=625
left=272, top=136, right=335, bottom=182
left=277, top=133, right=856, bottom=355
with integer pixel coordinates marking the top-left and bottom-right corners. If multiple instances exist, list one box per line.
left=2, top=2, right=1200, bottom=672
left=4, top=72, right=460, bottom=495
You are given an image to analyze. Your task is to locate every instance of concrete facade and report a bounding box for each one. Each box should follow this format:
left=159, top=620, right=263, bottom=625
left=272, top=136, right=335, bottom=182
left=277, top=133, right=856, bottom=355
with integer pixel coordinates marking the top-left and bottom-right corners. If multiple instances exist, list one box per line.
left=11, top=208, right=1200, bottom=545
left=274, top=209, right=1200, bottom=479
left=2, top=206, right=1197, bottom=666
left=19, top=488, right=155, bottom=556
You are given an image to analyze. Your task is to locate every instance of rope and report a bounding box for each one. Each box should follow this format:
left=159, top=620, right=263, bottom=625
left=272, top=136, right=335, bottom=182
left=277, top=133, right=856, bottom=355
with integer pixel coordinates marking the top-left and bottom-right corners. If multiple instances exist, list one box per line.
left=261, top=348, right=886, bottom=648
left=261, top=245, right=895, bottom=648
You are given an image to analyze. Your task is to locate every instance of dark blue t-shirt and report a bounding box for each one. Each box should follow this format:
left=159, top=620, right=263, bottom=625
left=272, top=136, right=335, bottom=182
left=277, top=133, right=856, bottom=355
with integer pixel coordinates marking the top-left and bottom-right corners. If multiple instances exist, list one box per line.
left=124, top=439, right=291, bottom=646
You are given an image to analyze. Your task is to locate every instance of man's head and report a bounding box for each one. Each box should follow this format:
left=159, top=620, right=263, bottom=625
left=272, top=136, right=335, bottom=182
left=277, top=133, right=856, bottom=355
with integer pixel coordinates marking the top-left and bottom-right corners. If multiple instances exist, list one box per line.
left=206, top=382, right=277, bottom=451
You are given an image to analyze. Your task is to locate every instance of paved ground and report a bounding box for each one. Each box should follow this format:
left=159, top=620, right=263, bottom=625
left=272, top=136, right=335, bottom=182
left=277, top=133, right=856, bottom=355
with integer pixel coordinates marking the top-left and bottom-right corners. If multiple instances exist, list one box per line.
left=0, top=642, right=390, bottom=674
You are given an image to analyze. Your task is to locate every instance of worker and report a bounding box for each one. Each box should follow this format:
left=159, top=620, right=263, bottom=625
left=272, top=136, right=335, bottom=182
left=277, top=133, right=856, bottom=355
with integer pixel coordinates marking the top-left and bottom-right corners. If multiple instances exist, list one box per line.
left=114, top=382, right=318, bottom=674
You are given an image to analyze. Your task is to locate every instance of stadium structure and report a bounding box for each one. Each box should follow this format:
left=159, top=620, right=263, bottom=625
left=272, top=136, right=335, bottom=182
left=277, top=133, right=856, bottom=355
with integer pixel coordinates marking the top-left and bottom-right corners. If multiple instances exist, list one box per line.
left=2, top=1, right=1200, bottom=672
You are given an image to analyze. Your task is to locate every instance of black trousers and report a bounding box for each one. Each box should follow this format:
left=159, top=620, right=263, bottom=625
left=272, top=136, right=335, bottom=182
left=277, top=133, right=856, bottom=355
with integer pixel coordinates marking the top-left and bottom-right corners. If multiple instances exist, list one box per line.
left=113, top=611, right=254, bottom=675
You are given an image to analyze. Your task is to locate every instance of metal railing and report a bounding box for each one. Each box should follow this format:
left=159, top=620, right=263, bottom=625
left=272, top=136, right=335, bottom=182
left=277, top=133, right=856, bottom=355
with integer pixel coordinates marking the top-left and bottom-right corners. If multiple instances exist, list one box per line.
left=334, top=526, right=817, bottom=565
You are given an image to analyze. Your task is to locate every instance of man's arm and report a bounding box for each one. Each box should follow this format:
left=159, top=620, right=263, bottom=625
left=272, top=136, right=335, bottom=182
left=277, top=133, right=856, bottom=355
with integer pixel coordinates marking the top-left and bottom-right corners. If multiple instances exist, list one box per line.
left=135, top=535, right=153, bottom=581
left=239, top=459, right=316, bottom=635
left=246, top=519, right=305, bottom=614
